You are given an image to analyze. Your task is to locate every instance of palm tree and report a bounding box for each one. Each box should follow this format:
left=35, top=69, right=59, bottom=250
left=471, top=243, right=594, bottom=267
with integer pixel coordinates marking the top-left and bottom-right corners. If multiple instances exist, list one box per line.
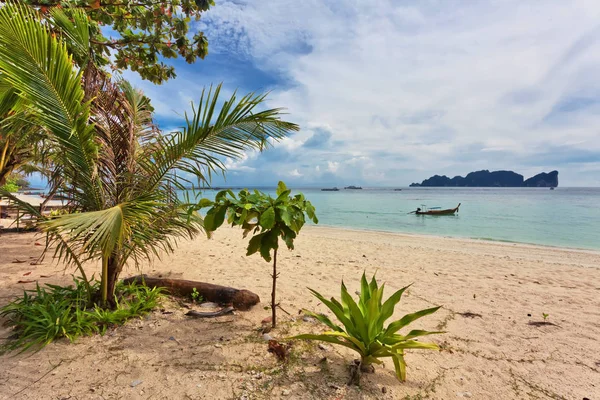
left=0, top=2, right=299, bottom=305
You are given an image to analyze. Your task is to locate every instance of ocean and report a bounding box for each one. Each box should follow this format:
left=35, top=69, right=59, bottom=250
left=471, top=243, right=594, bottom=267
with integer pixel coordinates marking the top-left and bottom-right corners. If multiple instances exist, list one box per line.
left=192, top=187, right=600, bottom=251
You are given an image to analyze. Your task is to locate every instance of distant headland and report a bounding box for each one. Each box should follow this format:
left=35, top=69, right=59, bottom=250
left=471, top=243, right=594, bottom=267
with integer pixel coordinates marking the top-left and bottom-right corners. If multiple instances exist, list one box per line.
left=409, top=170, right=558, bottom=188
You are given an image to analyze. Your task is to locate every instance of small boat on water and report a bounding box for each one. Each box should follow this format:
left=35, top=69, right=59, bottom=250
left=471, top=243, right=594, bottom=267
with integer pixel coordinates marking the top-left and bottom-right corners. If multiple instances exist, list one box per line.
left=321, top=187, right=340, bottom=191
left=413, top=203, right=460, bottom=215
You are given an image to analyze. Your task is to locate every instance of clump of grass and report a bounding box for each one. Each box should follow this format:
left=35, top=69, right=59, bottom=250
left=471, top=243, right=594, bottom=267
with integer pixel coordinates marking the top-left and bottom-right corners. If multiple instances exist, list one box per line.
left=0, top=277, right=163, bottom=353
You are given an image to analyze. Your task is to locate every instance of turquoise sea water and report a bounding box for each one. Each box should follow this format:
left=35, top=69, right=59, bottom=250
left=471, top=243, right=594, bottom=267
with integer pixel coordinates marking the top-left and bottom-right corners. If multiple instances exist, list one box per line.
left=193, top=187, right=600, bottom=251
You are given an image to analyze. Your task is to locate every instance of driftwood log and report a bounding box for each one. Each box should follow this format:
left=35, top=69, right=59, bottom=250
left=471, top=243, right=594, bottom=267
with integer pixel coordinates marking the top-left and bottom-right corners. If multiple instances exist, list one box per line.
left=121, top=275, right=260, bottom=310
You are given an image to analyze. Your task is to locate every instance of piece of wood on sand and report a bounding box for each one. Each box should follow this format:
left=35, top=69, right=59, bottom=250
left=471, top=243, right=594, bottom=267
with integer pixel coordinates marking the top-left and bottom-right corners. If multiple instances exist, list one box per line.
left=121, top=274, right=260, bottom=311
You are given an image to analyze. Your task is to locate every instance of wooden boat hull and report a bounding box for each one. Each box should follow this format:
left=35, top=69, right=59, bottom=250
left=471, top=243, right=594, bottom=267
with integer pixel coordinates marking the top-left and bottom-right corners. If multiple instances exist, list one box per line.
left=416, top=203, right=460, bottom=215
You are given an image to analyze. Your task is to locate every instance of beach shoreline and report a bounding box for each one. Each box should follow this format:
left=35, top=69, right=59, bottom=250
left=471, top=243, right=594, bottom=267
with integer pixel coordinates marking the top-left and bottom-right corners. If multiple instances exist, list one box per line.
left=1, top=223, right=599, bottom=399
left=309, top=223, right=600, bottom=255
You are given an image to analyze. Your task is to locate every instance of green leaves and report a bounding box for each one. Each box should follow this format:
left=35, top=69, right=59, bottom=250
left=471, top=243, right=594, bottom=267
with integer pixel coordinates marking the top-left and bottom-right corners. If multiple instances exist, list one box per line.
left=19, top=0, right=216, bottom=83
left=259, top=207, right=276, bottom=229
left=199, top=181, right=317, bottom=263
left=289, top=273, right=442, bottom=382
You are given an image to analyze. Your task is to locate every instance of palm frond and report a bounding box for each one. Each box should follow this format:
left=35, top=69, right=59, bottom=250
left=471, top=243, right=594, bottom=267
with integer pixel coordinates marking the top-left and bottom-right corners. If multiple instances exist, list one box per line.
left=140, top=84, right=299, bottom=190
left=49, top=7, right=91, bottom=66
left=0, top=1, right=102, bottom=210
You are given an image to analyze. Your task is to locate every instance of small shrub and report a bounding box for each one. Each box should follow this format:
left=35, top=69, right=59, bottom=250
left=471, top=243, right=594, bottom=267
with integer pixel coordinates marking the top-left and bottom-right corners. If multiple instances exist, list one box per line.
left=290, top=273, right=442, bottom=382
left=199, top=181, right=317, bottom=328
left=190, top=287, right=203, bottom=303
left=0, top=278, right=163, bottom=353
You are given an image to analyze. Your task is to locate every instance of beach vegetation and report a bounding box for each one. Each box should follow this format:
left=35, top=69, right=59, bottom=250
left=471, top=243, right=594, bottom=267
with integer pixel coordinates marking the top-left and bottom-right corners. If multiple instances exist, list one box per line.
left=198, top=181, right=318, bottom=327
left=190, top=288, right=203, bottom=303
left=290, top=273, right=442, bottom=383
left=0, top=175, right=20, bottom=193
left=0, top=1, right=298, bottom=307
left=12, top=0, right=216, bottom=84
left=0, top=278, right=163, bottom=353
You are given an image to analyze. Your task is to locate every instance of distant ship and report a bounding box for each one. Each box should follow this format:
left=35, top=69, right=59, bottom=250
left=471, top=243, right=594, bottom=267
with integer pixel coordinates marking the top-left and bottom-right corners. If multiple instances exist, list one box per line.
left=394, top=188, right=402, bottom=191
left=344, top=186, right=362, bottom=190
left=321, top=187, right=340, bottom=191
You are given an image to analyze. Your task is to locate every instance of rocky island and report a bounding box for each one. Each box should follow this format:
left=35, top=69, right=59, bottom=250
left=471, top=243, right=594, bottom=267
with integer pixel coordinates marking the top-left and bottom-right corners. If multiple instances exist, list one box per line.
left=410, top=170, right=558, bottom=188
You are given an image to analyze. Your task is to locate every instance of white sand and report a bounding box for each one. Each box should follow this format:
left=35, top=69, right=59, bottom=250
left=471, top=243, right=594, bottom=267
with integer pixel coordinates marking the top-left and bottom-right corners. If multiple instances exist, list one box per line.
left=1, top=223, right=599, bottom=399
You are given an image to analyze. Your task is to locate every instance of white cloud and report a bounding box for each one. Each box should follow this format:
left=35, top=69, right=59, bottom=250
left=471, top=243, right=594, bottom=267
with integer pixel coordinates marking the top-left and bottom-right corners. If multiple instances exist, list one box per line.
left=289, top=168, right=302, bottom=177
left=210, top=1, right=600, bottom=184
left=327, top=161, right=339, bottom=173
left=133, top=0, right=600, bottom=186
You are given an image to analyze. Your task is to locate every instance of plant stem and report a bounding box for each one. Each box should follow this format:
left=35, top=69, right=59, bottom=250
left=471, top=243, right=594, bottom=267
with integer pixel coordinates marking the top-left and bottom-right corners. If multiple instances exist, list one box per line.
left=271, top=247, right=278, bottom=328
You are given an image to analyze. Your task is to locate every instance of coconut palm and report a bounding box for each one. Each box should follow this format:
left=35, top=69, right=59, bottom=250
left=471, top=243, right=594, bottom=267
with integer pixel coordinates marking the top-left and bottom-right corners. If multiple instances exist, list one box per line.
left=0, top=2, right=299, bottom=305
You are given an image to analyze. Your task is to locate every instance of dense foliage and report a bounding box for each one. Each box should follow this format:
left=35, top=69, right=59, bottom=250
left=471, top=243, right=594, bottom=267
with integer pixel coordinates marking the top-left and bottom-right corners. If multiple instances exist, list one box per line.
left=14, top=0, right=215, bottom=83
left=291, top=273, right=442, bottom=382
left=0, top=173, right=30, bottom=192
left=0, top=278, right=163, bottom=353
left=200, top=181, right=318, bottom=327
left=0, top=176, right=19, bottom=193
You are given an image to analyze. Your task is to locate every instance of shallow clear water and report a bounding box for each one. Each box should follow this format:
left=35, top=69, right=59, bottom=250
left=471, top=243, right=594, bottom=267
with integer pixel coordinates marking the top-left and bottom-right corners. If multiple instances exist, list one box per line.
left=190, top=187, right=600, bottom=251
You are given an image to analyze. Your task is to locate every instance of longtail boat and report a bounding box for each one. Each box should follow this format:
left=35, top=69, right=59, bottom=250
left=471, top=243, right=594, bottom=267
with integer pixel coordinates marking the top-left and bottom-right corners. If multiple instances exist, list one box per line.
left=414, top=203, right=460, bottom=215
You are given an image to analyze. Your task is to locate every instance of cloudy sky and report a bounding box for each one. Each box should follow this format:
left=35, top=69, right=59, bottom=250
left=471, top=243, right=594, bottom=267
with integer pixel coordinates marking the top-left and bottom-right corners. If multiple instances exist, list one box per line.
left=125, top=0, right=600, bottom=187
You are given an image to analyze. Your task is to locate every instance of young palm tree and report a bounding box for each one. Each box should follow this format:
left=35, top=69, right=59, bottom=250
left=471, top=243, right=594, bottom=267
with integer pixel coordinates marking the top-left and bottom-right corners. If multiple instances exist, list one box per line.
left=0, top=2, right=299, bottom=305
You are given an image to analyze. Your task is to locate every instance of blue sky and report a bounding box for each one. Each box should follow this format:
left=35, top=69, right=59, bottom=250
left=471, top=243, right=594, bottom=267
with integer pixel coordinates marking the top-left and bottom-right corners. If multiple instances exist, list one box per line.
left=120, top=0, right=600, bottom=187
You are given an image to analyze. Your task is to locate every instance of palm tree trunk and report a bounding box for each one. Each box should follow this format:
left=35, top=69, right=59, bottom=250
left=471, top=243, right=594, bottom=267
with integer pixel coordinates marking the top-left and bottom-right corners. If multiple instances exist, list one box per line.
left=105, top=254, right=122, bottom=308
left=101, top=255, right=109, bottom=305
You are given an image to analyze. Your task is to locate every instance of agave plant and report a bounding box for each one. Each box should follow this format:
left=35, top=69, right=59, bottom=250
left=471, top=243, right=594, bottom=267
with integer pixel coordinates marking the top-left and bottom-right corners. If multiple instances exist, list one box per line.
left=290, top=274, right=442, bottom=382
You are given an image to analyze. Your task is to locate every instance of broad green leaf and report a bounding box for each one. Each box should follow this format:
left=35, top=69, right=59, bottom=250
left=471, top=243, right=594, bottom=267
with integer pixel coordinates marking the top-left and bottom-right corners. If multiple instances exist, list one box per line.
left=259, top=243, right=272, bottom=262
left=377, top=284, right=411, bottom=329
left=276, top=181, right=288, bottom=196
left=215, top=189, right=232, bottom=201
left=287, top=334, right=359, bottom=352
left=385, top=306, right=442, bottom=336
left=391, top=351, right=407, bottom=381
left=259, top=206, right=276, bottom=229
left=341, top=282, right=368, bottom=342
left=303, top=310, right=344, bottom=332
left=246, top=232, right=266, bottom=256
left=212, top=205, right=228, bottom=229
left=308, top=288, right=359, bottom=338
left=197, top=198, right=214, bottom=208
left=275, top=189, right=291, bottom=204
left=391, top=340, right=439, bottom=351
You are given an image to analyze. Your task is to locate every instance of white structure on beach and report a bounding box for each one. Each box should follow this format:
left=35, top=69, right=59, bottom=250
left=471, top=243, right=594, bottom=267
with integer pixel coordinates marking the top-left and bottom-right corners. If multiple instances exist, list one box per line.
left=0, top=193, right=68, bottom=218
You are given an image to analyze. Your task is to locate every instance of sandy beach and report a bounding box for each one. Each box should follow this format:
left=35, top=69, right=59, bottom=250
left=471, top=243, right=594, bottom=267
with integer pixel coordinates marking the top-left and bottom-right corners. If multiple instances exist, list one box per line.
left=1, top=222, right=599, bottom=399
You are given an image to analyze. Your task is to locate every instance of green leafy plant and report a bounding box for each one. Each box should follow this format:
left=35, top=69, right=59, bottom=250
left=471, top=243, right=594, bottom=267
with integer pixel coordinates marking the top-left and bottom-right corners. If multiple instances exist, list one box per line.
left=15, top=0, right=216, bottom=84
left=0, top=178, right=19, bottom=193
left=190, top=288, right=203, bottom=303
left=0, top=278, right=163, bottom=353
left=199, top=181, right=318, bottom=328
left=542, top=313, right=549, bottom=321
left=290, top=273, right=442, bottom=382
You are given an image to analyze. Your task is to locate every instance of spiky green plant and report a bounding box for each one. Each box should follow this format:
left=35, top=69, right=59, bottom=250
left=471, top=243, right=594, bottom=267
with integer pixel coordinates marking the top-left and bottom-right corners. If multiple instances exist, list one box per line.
left=0, top=278, right=164, bottom=353
left=290, top=274, right=442, bottom=382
